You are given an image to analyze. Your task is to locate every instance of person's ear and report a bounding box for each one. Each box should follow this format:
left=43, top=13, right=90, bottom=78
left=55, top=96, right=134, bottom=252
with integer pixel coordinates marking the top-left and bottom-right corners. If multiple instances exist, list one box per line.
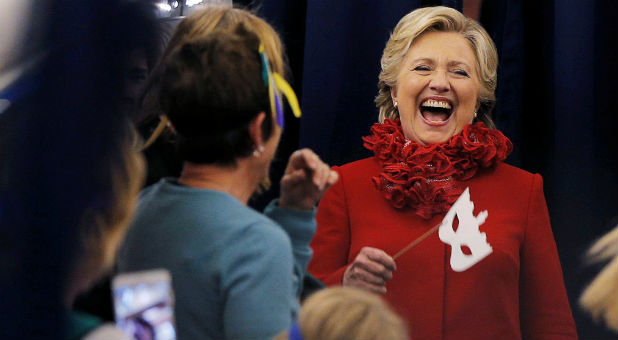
left=390, top=86, right=398, bottom=104
left=248, top=111, right=267, bottom=149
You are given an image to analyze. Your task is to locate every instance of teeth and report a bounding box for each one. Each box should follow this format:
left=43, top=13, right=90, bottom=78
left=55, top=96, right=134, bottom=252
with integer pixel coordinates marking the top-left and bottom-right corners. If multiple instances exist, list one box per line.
left=421, top=100, right=451, bottom=110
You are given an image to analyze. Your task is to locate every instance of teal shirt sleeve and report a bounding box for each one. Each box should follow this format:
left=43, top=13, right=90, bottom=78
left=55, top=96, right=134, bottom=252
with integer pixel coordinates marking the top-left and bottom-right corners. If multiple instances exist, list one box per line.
left=263, top=199, right=316, bottom=297
left=218, top=220, right=298, bottom=340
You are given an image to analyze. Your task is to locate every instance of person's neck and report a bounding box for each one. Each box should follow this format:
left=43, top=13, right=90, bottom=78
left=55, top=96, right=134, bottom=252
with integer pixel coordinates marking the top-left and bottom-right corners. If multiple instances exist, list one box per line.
left=178, top=160, right=259, bottom=205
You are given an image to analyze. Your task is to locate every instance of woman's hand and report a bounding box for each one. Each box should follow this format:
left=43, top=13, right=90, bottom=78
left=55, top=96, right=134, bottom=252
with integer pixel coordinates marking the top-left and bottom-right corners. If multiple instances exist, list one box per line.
left=279, top=148, right=338, bottom=211
left=343, top=246, right=396, bottom=295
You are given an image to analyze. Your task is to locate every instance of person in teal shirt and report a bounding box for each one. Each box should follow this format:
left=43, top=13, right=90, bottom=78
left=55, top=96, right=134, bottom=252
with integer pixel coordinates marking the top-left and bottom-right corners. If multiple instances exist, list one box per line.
left=118, top=7, right=337, bottom=340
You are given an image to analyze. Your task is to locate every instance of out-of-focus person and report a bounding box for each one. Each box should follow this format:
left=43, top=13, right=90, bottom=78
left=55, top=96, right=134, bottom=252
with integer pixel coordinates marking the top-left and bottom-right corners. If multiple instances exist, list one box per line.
left=117, top=3, right=163, bottom=119
left=579, top=226, right=618, bottom=333
left=65, top=125, right=145, bottom=339
left=117, top=7, right=337, bottom=340
left=0, top=1, right=155, bottom=338
left=308, top=6, right=577, bottom=340
left=275, top=286, right=408, bottom=340
left=72, top=1, right=166, bottom=322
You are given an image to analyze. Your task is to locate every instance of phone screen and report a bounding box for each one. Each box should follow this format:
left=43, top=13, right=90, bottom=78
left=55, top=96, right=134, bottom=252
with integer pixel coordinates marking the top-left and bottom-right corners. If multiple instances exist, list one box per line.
left=112, top=269, right=176, bottom=340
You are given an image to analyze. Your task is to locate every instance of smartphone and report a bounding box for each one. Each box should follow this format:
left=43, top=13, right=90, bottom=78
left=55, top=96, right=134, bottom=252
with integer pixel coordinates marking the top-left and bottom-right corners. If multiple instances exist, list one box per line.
left=112, top=269, right=176, bottom=340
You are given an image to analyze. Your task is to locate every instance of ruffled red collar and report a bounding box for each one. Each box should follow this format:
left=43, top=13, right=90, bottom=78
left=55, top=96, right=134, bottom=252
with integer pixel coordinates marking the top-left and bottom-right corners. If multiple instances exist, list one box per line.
left=362, top=118, right=513, bottom=219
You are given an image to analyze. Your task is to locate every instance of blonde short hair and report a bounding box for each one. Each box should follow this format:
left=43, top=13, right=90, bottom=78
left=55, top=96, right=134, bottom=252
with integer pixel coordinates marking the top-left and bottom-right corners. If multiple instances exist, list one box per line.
left=376, top=6, right=498, bottom=128
left=140, top=5, right=285, bottom=121
left=297, top=287, right=408, bottom=340
left=579, top=226, right=618, bottom=332
left=165, top=5, right=284, bottom=74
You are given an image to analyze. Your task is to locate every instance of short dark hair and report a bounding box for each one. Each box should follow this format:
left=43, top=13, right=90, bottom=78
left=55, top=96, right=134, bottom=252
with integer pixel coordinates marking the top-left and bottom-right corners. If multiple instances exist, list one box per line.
left=159, top=24, right=273, bottom=165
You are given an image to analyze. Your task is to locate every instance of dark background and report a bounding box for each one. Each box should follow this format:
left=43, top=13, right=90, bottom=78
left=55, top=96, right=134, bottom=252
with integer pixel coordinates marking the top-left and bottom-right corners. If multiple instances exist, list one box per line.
left=240, top=0, right=617, bottom=339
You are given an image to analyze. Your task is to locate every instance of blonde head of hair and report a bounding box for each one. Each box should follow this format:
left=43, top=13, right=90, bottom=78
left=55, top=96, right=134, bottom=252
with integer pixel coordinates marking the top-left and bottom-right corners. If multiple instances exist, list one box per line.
left=579, top=226, right=618, bottom=332
left=164, top=5, right=284, bottom=74
left=376, top=6, right=498, bottom=128
left=139, top=5, right=285, bottom=125
left=297, top=287, right=408, bottom=340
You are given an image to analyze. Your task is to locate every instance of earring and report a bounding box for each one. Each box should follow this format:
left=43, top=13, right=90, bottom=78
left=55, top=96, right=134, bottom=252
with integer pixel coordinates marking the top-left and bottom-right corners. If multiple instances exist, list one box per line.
left=393, top=101, right=398, bottom=109
left=474, top=112, right=478, bottom=118
left=253, top=145, right=265, bottom=158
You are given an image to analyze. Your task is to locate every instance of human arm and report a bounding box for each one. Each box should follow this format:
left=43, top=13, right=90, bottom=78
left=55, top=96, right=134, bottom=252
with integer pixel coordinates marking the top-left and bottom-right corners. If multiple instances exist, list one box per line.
left=220, top=223, right=298, bottom=340
left=519, top=174, right=578, bottom=339
left=343, top=247, right=396, bottom=295
left=279, top=148, right=338, bottom=211
left=264, top=200, right=316, bottom=298
left=308, top=167, right=395, bottom=294
left=263, top=148, right=337, bottom=296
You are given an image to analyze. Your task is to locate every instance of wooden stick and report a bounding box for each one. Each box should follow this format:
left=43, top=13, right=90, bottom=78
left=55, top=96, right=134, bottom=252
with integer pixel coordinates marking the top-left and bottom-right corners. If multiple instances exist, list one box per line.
left=392, top=223, right=441, bottom=260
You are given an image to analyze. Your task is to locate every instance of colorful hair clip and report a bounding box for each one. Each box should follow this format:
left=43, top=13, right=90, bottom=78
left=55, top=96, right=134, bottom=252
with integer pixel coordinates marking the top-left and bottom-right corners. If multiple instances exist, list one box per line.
left=258, top=43, right=301, bottom=129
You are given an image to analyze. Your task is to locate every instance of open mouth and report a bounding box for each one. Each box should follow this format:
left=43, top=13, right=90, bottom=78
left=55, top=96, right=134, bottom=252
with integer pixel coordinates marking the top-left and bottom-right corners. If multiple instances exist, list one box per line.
left=419, top=98, right=453, bottom=125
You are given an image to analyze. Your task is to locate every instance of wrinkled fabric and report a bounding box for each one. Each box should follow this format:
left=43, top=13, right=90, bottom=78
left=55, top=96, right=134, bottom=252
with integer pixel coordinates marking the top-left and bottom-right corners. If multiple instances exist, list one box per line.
left=362, top=119, right=512, bottom=219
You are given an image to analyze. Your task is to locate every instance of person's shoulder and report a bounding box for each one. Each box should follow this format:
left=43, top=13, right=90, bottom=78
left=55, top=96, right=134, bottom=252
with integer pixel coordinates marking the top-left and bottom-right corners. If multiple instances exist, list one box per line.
left=333, top=156, right=379, bottom=176
left=323, top=157, right=379, bottom=195
left=336, top=156, right=378, bottom=170
left=194, top=198, right=281, bottom=245
left=136, top=177, right=175, bottom=202
left=207, top=203, right=291, bottom=250
left=477, top=161, right=543, bottom=195
left=493, top=161, right=539, bottom=181
left=138, top=179, right=244, bottom=213
left=131, top=183, right=263, bottom=248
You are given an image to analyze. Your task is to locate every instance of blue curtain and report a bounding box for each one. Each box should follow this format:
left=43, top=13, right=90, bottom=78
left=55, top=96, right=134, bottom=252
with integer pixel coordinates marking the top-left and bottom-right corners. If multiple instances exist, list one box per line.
left=544, top=1, right=616, bottom=339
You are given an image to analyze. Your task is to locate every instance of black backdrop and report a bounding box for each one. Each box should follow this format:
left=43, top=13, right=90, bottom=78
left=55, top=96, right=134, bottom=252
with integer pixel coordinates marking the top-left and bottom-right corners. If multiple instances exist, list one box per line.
left=242, top=1, right=617, bottom=339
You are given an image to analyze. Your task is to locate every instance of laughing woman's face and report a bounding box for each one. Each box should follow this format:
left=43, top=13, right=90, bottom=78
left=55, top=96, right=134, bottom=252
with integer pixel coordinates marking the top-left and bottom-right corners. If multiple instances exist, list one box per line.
left=391, top=31, right=480, bottom=145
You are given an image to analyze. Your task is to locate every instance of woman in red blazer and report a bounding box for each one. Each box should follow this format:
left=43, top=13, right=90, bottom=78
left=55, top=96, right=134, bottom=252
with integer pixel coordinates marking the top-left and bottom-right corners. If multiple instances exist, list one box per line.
left=308, top=6, right=577, bottom=340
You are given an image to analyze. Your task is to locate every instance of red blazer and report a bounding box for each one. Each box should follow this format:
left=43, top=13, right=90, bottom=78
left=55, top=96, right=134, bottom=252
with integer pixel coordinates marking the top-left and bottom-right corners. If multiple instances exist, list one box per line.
left=309, top=157, right=577, bottom=340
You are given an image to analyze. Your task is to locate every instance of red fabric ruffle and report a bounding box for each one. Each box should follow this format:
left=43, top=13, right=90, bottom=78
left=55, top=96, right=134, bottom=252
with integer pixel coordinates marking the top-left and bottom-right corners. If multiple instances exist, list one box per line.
left=362, top=118, right=513, bottom=219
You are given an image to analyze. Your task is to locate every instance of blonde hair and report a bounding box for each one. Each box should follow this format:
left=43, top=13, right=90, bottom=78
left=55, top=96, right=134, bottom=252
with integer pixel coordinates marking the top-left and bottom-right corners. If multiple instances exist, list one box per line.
left=376, top=6, right=498, bottom=128
left=579, top=226, right=618, bottom=332
left=140, top=5, right=285, bottom=124
left=169, top=5, right=284, bottom=74
left=69, top=124, right=145, bottom=299
left=296, top=287, right=408, bottom=340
